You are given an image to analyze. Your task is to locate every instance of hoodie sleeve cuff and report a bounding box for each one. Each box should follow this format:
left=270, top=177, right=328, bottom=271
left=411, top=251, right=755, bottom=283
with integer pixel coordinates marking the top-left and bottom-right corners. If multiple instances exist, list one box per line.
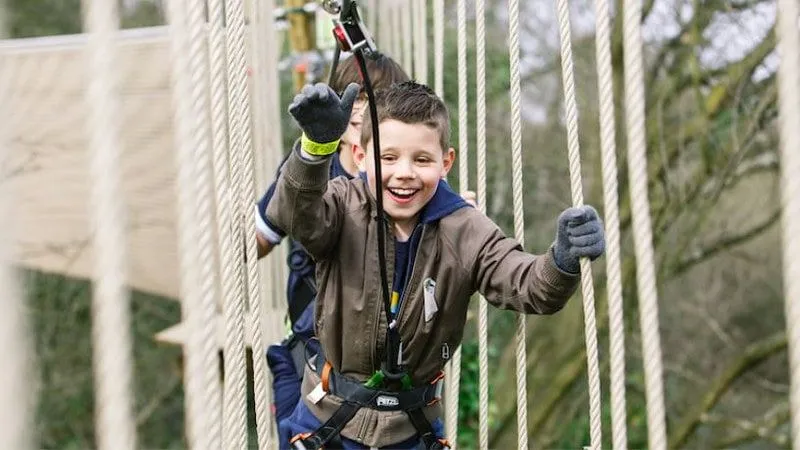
left=282, top=140, right=332, bottom=189
left=543, top=245, right=581, bottom=284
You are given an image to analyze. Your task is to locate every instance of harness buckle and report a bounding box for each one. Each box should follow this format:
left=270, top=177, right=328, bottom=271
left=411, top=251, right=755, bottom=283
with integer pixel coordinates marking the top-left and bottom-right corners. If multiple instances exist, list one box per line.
left=290, top=432, right=312, bottom=450
left=428, top=371, right=445, bottom=406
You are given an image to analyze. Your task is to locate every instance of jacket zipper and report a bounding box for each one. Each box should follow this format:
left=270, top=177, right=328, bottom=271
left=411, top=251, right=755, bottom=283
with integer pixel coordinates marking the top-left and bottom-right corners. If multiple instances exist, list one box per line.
left=394, top=225, right=426, bottom=363
left=371, top=222, right=394, bottom=372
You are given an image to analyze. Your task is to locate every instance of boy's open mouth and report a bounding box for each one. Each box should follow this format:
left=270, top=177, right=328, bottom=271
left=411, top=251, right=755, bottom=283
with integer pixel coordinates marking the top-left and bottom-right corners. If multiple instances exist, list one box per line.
left=387, top=187, right=419, bottom=203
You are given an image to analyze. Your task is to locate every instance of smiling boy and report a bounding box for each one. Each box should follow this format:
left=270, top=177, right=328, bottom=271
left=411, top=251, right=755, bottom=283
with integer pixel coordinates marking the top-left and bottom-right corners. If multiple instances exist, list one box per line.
left=266, top=81, right=606, bottom=449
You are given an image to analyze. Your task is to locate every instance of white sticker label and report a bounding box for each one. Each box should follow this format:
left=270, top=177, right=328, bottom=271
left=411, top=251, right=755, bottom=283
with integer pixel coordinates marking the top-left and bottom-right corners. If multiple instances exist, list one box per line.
left=306, top=382, right=327, bottom=405
left=423, top=278, right=438, bottom=322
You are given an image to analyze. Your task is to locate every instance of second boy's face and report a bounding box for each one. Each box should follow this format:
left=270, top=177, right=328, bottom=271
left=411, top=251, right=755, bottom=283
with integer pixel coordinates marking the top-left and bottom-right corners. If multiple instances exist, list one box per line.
left=338, top=99, right=368, bottom=175
left=356, top=119, right=455, bottom=234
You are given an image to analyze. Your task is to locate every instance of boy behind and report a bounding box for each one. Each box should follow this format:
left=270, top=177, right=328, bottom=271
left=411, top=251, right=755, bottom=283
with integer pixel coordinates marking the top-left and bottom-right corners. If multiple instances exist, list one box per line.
left=267, top=81, right=605, bottom=449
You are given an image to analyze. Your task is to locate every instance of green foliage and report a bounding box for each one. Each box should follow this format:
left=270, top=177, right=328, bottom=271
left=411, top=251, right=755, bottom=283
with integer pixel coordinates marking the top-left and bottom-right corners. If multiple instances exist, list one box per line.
left=26, top=271, right=185, bottom=449
left=121, top=2, right=165, bottom=29
left=454, top=340, right=500, bottom=449
left=7, top=0, right=81, bottom=38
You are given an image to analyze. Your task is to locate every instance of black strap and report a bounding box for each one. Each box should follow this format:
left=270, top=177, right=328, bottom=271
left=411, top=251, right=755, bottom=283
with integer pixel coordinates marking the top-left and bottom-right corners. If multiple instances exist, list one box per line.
left=286, top=242, right=317, bottom=326
left=286, top=336, right=310, bottom=379
left=287, top=275, right=316, bottom=326
left=296, top=403, right=446, bottom=450
left=293, top=400, right=369, bottom=450
left=406, top=408, right=447, bottom=450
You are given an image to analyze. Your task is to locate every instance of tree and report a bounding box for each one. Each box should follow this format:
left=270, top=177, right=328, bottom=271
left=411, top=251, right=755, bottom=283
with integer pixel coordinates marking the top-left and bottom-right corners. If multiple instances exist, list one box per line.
left=475, top=0, right=786, bottom=447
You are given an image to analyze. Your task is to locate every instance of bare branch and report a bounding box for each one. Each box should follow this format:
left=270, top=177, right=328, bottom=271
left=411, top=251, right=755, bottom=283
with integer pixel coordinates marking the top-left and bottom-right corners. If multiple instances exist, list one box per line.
left=670, top=208, right=780, bottom=277
left=711, top=403, right=790, bottom=448
left=668, top=332, right=787, bottom=449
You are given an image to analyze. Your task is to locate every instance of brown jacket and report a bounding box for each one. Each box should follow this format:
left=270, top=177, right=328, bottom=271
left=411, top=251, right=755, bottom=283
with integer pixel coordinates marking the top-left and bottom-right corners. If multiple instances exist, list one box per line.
left=266, top=149, right=579, bottom=446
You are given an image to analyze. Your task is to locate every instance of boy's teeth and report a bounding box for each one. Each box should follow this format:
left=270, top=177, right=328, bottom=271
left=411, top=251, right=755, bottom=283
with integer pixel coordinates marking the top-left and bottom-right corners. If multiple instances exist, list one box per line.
left=390, top=188, right=416, bottom=195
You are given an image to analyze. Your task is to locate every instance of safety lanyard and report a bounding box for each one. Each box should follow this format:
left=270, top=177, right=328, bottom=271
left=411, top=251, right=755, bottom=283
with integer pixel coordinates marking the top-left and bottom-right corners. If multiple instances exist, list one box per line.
left=324, top=1, right=407, bottom=386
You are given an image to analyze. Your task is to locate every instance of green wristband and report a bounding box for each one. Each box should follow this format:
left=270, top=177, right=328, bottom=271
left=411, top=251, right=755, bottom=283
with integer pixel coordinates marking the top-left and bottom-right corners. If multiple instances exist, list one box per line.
left=301, top=133, right=340, bottom=156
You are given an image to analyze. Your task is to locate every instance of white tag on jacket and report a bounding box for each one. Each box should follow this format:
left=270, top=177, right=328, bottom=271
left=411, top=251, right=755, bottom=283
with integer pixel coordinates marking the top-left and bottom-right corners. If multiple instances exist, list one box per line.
left=423, top=278, right=438, bottom=322
left=307, top=382, right=327, bottom=404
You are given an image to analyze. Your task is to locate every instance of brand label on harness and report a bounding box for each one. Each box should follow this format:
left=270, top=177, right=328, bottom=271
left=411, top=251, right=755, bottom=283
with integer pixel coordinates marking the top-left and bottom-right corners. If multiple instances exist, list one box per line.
left=376, top=395, right=400, bottom=408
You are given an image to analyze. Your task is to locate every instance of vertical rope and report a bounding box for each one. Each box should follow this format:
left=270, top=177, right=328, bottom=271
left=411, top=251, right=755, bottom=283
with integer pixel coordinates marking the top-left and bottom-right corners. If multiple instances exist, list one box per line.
left=367, top=0, right=377, bottom=36
left=401, top=0, right=413, bottom=75
left=507, top=0, right=529, bottom=447
left=377, top=0, right=390, bottom=56
left=391, top=2, right=402, bottom=66
left=415, top=0, right=428, bottom=84
left=474, top=0, right=489, bottom=447
left=251, top=0, right=281, bottom=442
left=775, top=0, right=800, bottom=446
left=411, top=0, right=419, bottom=80
left=165, top=0, right=222, bottom=447
left=207, top=0, right=248, bottom=446
left=433, top=0, right=444, bottom=98
left=81, top=1, right=137, bottom=449
left=593, top=0, right=628, bottom=445
left=456, top=0, right=469, bottom=201
left=622, top=0, right=667, bottom=448
left=0, top=41, right=34, bottom=450
left=553, top=0, right=603, bottom=447
left=445, top=1, right=469, bottom=444
left=225, top=0, right=272, bottom=446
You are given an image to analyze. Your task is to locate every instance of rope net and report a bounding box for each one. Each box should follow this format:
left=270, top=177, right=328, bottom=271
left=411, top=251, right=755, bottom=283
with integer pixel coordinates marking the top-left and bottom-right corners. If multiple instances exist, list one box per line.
left=1, top=0, right=796, bottom=448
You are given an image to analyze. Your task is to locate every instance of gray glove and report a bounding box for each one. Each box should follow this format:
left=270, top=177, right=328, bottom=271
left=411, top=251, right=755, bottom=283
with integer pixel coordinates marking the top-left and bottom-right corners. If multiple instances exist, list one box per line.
left=553, top=205, right=605, bottom=274
left=288, top=82, right=360, bottom=152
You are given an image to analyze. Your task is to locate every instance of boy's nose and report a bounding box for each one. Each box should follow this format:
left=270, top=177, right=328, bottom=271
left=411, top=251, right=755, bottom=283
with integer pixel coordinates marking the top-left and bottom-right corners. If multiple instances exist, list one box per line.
left=394, top=160, right=416, bottom=179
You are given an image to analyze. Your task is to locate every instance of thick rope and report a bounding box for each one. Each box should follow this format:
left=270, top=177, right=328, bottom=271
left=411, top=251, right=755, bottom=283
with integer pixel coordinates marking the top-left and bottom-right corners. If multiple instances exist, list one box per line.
left=622, top=0, right=667, bottom=447
left=401, top=0, right=413, bottom=76
left=81, top=1, right=137, bottom=448
left=206, top=0, right=248, bottom=446
left=775, top=0, right=800, bottom=446
left=377, top=1, right=390, bottom=58
left=456, top=0, right=468, bottom=192
left=165, top=0, right=222, bottom=447
left=367, top=0, right=377, bottom=37
left=593, top=0, right=628, bottom=445
left=224, top=0, right=272, bottom=446
left=474, top=0, right=489, bottom=447
left=445, top=1, right=469, bottom=444
left=391, top=2, right=402, bottom=68
left=433, top=0, right=444, bottom=97
left=258, top=0, right=287, bottom=327
left=415, top=0, right=428, bottom=84
left=0, top=47, right=34, bottom=450
left=553, top=0, right=603, bottom=447
left=507, top=0, right=529, bottom=447
left=251, top=0, right=281, bottom=442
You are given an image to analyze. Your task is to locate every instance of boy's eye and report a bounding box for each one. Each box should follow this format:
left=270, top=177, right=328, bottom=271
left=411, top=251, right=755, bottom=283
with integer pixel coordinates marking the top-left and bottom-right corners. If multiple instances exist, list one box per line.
left=416, top=157, right=431, bottom=163
left=381, top=154, right=397, bottom=162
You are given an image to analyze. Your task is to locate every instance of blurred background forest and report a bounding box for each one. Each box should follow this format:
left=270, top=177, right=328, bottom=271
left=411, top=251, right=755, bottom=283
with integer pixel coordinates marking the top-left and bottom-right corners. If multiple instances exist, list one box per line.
left=3, top=0, right=789, bottom=448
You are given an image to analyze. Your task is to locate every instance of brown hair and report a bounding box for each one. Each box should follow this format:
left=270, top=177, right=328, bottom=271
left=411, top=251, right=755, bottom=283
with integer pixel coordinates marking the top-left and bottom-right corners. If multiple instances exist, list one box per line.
left=360, top=81, right=450, bottom=152
left=329, top=53, right=410, bottom=99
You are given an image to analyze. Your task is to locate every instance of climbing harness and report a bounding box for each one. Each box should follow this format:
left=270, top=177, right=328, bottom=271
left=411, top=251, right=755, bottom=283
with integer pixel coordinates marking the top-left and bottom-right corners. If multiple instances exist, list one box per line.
left=289, top=2, right=450, bottom=449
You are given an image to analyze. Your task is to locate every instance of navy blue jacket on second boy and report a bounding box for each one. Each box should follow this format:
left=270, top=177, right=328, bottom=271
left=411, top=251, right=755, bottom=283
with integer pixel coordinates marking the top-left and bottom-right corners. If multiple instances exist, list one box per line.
left=258, top=151, right=352, bottom=423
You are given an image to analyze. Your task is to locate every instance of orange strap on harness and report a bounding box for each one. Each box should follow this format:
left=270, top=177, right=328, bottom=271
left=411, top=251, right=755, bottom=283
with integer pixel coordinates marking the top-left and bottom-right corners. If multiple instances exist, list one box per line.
left=321, top=361, right=333, bottom=393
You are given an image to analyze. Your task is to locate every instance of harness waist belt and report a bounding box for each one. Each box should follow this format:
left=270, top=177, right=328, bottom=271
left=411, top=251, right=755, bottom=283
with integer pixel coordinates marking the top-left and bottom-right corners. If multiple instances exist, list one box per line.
left=325, top=368, right=442, bottom=411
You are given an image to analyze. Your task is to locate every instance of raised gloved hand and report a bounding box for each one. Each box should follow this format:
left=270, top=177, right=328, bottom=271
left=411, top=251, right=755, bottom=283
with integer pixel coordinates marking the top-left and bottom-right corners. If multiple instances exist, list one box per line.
left=288, top=82, right=361, bottom=156
left=553, top=205, right=605, bottom=274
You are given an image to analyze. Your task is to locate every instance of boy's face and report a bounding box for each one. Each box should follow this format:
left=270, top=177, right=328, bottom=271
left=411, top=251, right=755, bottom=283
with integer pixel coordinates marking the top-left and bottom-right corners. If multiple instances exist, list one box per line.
left=355, top=119, right=455, bottom=231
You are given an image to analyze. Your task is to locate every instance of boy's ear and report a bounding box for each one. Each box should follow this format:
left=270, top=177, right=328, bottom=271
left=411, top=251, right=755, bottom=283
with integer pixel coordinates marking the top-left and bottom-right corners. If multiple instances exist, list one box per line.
left=353, top=144, right=367, bottom=171
left=441, top=147, right=456, bottom=178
